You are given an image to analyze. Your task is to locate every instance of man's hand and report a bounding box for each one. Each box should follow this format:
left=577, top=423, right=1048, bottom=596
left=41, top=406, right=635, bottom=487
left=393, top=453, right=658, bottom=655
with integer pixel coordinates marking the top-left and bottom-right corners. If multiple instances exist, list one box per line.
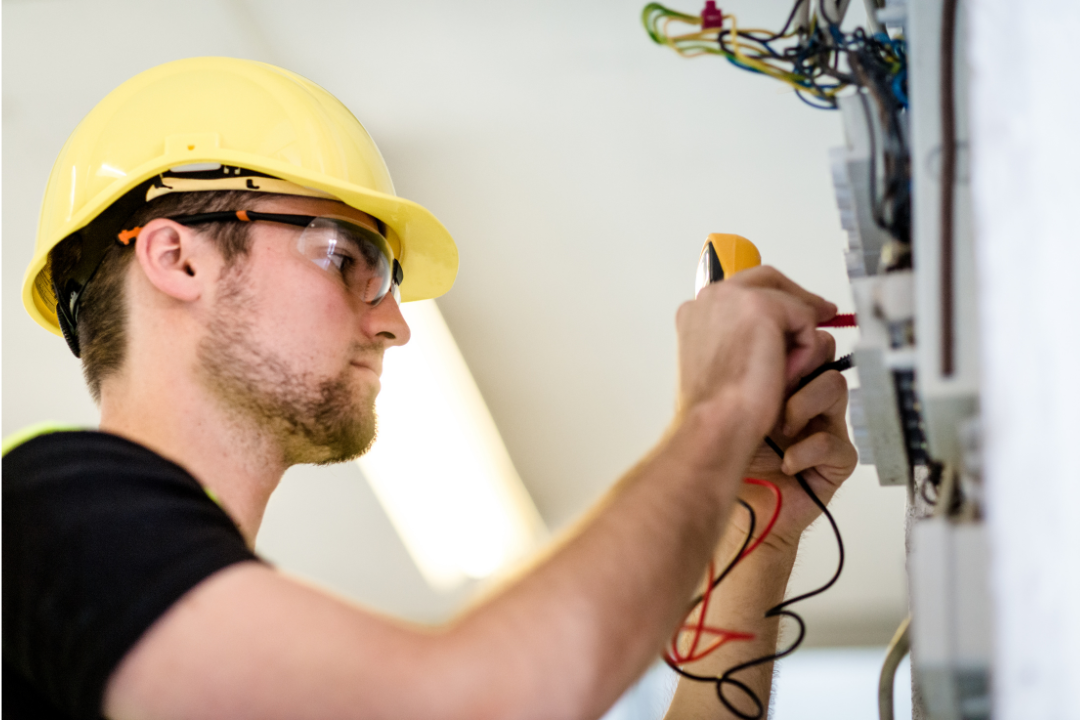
left=675, top=266, right=839, bottom=445
left=674, top=264, right=853, bottom=534
left=740, top=326, right=858, bottom=551
left=664, top=269, right=858, bottom=720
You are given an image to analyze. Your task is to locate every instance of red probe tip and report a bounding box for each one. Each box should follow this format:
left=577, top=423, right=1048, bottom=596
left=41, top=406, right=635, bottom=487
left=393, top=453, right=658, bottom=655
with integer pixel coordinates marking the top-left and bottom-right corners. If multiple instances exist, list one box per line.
left=818, top=313, right=857, bottom=328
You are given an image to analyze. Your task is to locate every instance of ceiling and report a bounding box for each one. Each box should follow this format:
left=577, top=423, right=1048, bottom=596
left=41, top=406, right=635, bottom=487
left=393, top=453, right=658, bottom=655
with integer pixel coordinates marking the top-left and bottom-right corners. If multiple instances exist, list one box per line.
left=2, top=0, right=908, bottom=643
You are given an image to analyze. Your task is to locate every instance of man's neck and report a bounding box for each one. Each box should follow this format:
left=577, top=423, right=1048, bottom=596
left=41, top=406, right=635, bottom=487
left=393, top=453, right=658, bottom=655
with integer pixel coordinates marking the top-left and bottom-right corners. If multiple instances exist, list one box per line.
left=98, top=366, right=286, bottom=548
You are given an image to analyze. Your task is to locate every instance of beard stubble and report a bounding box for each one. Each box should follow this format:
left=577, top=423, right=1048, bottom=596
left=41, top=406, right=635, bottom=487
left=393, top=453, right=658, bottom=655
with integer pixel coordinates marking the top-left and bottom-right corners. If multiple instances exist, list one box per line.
left=196, top=266, right=379, bottom=466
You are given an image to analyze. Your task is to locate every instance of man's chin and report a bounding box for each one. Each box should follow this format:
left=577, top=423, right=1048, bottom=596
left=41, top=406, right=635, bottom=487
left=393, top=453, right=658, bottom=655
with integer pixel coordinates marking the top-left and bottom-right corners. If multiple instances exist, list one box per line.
left=289, top=405, right=377, bottom=467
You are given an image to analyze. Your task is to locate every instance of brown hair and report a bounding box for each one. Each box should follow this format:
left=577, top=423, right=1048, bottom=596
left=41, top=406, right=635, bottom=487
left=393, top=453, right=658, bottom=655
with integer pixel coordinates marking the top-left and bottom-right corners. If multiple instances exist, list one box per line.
left=48, top=190, right=268, bottom=402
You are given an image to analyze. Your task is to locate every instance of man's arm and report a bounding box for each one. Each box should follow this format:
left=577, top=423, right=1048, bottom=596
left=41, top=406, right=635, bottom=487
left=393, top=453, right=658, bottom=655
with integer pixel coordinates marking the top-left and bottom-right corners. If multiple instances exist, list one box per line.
left=104, top=267, right=838, bottom=720
left=665, top=345, right=858, bottom=719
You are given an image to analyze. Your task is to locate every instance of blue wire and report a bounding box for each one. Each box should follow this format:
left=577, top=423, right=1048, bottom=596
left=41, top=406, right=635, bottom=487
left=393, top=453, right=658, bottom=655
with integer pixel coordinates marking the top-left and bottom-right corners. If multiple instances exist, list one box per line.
left=892, top=69, right=909, bottom=107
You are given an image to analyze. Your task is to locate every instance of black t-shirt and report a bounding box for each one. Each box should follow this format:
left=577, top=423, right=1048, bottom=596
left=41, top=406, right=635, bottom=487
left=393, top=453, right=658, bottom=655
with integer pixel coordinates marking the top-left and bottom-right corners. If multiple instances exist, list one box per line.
left=2, top=431, right=260, bottom=720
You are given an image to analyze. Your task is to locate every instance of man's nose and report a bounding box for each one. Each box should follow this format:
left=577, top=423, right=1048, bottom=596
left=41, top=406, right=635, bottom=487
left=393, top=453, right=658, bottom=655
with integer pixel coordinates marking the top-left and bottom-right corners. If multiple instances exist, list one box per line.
left=362, top=293, right=411, bottom=347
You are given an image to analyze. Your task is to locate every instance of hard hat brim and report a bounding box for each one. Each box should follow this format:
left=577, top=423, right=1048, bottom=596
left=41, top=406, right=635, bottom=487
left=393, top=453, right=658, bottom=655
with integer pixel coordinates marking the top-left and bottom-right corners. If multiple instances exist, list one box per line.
left=23, top=150, right=459, bottom=337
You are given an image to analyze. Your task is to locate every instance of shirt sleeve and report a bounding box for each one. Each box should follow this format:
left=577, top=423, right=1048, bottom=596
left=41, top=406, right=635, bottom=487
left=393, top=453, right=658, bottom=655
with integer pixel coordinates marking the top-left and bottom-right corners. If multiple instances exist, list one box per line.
left=2, top=432, right=260, bottom=720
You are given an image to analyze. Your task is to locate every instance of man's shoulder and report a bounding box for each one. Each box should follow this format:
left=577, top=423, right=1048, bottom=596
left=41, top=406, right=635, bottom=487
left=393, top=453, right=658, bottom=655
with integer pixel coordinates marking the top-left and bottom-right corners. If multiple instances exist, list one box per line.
left=2, top=428, right=258, bottom=720
left=3, top=429, right=197, bottom=493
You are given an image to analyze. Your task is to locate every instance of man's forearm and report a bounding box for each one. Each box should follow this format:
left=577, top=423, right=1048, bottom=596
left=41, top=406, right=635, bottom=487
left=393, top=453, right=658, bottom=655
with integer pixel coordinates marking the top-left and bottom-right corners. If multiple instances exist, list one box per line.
left=442, top=400, right=762, bottom=720
left=664, top=530, right=799, bottom=720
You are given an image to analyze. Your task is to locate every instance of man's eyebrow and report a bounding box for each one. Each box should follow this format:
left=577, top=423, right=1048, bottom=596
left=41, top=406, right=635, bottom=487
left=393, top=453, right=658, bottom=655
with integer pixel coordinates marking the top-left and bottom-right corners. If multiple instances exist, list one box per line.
left=333, top=229, right=381, bottom=263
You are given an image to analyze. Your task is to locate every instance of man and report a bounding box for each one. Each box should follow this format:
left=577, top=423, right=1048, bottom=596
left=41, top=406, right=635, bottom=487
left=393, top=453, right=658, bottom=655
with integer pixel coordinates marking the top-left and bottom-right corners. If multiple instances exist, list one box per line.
left=4, top=57, right=857, bottom=720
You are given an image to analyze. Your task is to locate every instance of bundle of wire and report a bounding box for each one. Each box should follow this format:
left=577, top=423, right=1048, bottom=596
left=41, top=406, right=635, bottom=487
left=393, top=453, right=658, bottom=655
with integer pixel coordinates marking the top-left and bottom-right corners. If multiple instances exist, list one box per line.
left=664, top=442, right=845, bottom=719
left=641, top=0, right=907, bottom=112
left=642, top=1, right=912, bottom=246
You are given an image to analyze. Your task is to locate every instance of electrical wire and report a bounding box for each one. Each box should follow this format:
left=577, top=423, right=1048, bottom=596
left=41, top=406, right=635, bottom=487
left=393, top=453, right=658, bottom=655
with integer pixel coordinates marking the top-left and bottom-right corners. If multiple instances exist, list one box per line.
left=713, top=437, right=846, bottom=718
left=666, top=498, right=758, bottom=666
left=940, top=0, right=958, bottom=375
left=818, top=312, right=857, bottom=327
left=666, top=479, right=784, bottom=666
left=641, top=1, right=907, bottom=110
left=665, top=436, right=845, bottom=719
left=642, top=1, right=912, bottom=248
left=878, top=615, right=911, bottom=720
left=795, top=353, right=855, bottom=393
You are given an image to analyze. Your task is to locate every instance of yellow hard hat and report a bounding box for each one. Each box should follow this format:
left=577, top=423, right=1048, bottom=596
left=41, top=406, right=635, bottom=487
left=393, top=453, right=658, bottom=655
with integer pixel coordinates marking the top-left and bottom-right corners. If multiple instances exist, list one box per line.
left=23, top=56, right=458, bottom=344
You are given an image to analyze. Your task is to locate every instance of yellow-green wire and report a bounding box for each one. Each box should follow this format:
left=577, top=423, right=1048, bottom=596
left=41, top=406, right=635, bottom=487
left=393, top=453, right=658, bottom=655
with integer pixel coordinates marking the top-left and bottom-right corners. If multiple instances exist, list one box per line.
left=640, top=2, right=846, bottom=102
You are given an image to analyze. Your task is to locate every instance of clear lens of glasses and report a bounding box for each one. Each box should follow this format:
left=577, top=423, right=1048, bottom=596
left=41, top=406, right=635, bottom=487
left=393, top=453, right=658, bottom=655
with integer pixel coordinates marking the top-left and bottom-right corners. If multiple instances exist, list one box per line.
left=296, top=217, right=397, bottom=305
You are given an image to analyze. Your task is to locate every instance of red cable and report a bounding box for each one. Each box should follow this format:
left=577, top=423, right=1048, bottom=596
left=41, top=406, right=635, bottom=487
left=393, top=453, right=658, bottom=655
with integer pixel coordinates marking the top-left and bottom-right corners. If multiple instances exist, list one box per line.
left=667, top=478, right=783, bottom=666
left=739, top=479, right=782, bottom=560
left=685, top=560, right=716, bottom=659
left=818, top=313, right=857, bottom=328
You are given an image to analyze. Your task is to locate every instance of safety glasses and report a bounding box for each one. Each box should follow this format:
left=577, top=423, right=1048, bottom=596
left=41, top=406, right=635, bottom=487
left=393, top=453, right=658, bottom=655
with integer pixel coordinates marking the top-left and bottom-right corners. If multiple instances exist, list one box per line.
left=163, top=210, right=403, bottom=306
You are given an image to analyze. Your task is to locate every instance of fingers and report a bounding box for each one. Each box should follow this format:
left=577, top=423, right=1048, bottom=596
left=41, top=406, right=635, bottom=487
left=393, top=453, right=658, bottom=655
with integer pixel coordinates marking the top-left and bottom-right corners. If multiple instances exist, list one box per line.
left=688, top=280, right=835, bottom=390
left=727, top=266, right=838, bottom=324
left=766, top=299, right=834, bottom=387
left=780, top=431, right=858, bottom=481
left=808, top=330, right=838, bottom=377
left=675, top=269, right=839, bottom=440
left=783, top=366, right=847, bottom=439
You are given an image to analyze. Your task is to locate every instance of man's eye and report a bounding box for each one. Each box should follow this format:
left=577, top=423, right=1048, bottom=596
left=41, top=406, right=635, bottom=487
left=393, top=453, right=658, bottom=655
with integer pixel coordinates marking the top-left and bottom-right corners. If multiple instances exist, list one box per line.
left=326, top=251, right=352, bottom=272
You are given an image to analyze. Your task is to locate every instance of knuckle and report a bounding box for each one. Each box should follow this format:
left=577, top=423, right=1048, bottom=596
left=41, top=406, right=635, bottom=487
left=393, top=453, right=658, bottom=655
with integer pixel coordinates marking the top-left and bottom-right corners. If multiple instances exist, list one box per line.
left=675, top=300, right=693, bottom=325
left=819, top=330, right=837, bottom=359
left=785, top=389, right=807, bottom=419
left=759, top=265, right=782, bottom=281
left=741, top=290, right=771, bottom=317
left=844, top=439, right=859, bottom=465
left=824, top=369, right=848, bottom=398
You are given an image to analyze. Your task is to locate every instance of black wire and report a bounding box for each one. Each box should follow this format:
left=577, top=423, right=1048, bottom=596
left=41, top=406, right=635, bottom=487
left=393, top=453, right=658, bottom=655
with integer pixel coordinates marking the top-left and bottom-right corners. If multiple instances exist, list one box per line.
left=763, top=0, right=810, bottom=42
left=691, top=498, right=757, bottom=607
left=794, top=88, right=838, bottom=110
left=847, top=37, right=911, bottom=245
left=665, top=500, right=756, bottom=678
left=710, top=438, right=845, bottom=719
left=794, top=353, right=854, bottom=393
left=664, top=439, right=846, bottom=719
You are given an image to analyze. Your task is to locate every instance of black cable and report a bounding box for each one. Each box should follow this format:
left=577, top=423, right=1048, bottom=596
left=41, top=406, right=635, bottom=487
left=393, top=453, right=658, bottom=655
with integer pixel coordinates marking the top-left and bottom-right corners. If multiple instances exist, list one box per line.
left=695, top=498, right=757, bottom=604
left=795, top=353, right=855, bottom=393
left=762, top=0, right=811, bottom=42
left=665, top=431, right=846, bottom=719
left=706, top=438, right=844, bottom=719
left=665, top=500, right=756, bottom=676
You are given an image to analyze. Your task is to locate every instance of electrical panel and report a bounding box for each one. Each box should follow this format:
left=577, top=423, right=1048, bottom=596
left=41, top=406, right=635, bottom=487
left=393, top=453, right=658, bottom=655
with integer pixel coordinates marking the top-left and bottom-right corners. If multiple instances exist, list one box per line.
left=833, top=1, right=989, bottom=717
left=642, top=0, right=989, bottom=716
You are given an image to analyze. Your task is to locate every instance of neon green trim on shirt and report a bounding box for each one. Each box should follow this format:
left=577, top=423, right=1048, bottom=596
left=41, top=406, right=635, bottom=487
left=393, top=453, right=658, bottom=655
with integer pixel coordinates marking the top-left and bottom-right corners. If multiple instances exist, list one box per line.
left=202, top=486, right=224, bottom=508
left=2, top=422, right=81, bottom=457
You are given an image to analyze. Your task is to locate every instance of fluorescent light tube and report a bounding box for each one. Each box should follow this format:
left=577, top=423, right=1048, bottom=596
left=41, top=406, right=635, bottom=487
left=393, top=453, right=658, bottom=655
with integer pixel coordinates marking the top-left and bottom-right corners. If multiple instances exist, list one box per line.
left=357, top=300, right=546, bottom=591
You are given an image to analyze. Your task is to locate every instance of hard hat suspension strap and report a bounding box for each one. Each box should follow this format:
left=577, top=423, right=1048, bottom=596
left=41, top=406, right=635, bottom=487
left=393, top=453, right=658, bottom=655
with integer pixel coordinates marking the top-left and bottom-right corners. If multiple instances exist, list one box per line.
left=53, top=178, right=158, bottom=358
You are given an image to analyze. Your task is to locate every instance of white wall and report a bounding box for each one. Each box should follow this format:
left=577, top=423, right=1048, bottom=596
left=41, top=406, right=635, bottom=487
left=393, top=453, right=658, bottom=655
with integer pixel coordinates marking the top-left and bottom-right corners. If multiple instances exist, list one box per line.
left=969, top=0, right=1080, bottom=714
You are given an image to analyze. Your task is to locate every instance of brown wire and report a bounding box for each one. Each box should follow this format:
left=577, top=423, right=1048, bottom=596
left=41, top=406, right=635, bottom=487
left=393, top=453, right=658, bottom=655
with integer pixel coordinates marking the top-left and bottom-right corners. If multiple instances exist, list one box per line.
left=940, top=0, right=958, bottom=376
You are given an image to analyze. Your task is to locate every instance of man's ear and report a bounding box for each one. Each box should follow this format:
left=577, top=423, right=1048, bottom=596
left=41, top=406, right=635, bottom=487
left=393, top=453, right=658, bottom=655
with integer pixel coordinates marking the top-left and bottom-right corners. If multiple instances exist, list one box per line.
left=132, top=218, right=213, bottom=303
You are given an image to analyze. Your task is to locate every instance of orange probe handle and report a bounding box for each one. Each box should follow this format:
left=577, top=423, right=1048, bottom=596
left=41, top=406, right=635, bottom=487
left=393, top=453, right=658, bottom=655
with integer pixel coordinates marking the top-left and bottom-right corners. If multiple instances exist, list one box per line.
left=694, top=233, right=762, bottom=296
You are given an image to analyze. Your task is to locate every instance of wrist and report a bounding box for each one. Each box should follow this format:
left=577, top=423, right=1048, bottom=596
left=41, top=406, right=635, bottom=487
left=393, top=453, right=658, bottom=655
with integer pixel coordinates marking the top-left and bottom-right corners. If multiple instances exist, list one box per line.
left=670, top=391, right=765, bottom=477
left=716, top=515, right=800, bottom=570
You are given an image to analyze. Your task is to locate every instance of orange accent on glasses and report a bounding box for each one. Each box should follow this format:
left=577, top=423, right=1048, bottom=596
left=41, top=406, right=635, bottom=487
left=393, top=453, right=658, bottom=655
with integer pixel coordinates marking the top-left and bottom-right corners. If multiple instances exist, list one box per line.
left=117, top=227, right=142, bottom=245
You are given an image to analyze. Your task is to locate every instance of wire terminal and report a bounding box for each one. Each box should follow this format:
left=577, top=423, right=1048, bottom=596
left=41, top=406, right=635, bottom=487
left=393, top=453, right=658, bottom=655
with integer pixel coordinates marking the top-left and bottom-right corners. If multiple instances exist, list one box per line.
left=701, top=1, right=724, bottom=29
